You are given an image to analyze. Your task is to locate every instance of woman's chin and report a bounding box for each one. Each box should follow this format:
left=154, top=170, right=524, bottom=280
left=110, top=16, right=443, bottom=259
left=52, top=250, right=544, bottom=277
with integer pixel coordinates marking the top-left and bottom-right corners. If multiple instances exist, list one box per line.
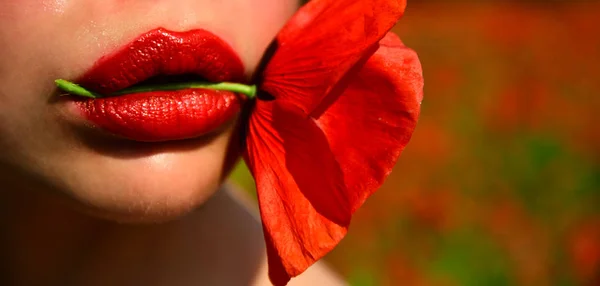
left=52, top=132, right=241, bottom=224
left=68, top=172, right=223, bottom=224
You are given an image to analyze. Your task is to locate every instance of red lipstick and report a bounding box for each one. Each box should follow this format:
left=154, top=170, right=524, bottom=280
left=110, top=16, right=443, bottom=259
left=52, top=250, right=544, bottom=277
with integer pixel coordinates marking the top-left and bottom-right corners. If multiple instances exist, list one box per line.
left=73, top=28, right=246, bottom=142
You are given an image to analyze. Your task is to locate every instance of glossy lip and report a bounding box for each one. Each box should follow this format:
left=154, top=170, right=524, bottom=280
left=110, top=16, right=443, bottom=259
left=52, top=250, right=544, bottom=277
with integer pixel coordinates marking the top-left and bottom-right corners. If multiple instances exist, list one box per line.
left=70, top=28, right=246, bottom=142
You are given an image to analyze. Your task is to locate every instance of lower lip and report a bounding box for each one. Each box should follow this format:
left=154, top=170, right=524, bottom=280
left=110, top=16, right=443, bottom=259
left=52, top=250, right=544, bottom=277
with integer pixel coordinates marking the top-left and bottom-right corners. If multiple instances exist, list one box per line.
left=75, top=89, right=241, bottom=142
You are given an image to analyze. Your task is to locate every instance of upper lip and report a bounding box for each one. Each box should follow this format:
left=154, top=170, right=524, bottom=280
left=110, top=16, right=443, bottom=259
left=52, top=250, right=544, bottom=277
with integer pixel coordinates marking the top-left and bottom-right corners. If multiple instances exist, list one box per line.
left=76, top=28, right=246, bottom=94
left=65, top=28, right=247, bottom=142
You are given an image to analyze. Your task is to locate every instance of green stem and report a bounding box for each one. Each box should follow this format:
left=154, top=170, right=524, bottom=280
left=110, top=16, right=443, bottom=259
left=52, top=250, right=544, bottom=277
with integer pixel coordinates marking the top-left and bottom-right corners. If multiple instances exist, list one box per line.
left=55, top=79, right=101, bottom=98
left=55, top=79, right=257, bottom=99
left=113, top=81, right=257, bottom=98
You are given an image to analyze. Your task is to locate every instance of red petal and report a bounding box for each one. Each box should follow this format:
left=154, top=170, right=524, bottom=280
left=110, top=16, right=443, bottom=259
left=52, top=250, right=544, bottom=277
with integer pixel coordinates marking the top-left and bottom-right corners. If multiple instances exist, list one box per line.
left=244, top=33, right=423, bottom=285
left=314, top=32, right=423, bottom=210
left=244, top=100, right=349, bottom=285
left=260, top=0, right=406, bottom=115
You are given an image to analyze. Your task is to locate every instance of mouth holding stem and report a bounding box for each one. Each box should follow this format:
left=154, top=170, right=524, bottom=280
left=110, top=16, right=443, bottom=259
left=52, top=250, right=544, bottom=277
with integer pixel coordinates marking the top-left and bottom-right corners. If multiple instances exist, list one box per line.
left=57, top=28, right=252, bottom=142
left=55, top=79, right=257, bottom=99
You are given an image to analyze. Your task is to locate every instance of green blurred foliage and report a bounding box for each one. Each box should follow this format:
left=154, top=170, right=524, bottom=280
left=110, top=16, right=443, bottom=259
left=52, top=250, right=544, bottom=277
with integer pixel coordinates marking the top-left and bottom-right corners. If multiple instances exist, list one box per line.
left=231, top=1, right=600, bottom=285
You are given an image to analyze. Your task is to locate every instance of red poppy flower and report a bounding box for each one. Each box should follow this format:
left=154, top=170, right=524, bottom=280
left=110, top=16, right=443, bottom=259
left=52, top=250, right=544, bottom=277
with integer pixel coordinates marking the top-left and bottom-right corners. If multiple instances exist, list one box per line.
left=243, top=0, right=423, bottom=284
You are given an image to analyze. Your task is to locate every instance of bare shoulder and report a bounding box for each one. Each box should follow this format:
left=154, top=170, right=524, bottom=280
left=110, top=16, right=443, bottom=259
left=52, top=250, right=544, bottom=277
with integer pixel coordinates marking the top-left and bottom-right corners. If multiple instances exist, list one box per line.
left=223, top=184, right=348, bottom=286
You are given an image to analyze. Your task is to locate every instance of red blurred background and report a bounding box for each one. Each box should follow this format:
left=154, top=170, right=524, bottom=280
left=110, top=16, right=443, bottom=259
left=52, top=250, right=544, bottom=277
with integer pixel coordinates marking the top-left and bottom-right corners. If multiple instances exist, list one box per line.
left=232, top=1, right=600, bottom=285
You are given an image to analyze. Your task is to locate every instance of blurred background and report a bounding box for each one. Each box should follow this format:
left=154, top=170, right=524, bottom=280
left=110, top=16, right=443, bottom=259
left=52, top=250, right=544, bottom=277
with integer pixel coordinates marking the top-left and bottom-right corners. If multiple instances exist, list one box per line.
left=232, top=1, right=600, bottom=285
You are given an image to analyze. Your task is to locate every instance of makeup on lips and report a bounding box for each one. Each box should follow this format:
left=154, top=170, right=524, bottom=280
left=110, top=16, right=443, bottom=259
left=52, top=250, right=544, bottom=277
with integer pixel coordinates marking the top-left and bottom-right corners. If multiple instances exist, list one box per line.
left=57, top=28, right=255, bottom=142
left=54, top=0, right=424, bottom=283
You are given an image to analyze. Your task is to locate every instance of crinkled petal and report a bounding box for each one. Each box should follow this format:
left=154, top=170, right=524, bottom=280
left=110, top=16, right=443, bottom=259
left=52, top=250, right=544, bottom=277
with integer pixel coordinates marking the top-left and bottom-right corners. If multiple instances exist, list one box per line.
left=314, top=33, right=423, bottom=210
left=244, top=33, right=423, bottom=285
left=260, top=0, right=406, bottom=115
left=244, top=100, right=349, bottom=285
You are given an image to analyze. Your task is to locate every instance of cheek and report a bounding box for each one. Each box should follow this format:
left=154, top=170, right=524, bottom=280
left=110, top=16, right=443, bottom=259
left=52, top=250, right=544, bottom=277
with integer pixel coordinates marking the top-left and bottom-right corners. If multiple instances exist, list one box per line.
left=0, top=1, right=71, bottom=41
left=0, top=1, right=73, bottom=101
left=0, top=1, right=64, bottom=171
left=223, top=0, right=298, bottom=76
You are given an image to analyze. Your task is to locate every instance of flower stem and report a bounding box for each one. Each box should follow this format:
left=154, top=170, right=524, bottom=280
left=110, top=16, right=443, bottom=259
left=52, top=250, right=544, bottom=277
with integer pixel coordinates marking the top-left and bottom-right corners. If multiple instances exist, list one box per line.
left=113, top=81, right=257, bottom=98
left=55, top=79, right=101, bottom=98
left=55, top=79, right=257, bottom=99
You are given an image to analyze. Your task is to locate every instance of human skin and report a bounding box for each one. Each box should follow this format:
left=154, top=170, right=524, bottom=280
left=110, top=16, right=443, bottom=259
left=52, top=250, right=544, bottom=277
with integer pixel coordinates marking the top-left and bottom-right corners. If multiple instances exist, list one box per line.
left=0, top=0, right=344, bottom=285
left=0, top=0, right=294, bottom=221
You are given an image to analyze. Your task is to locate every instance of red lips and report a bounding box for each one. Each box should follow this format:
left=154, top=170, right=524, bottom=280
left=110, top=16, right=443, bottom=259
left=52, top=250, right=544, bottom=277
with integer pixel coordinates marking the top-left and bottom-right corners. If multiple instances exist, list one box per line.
left=74, top=28, right=245, bottom=142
